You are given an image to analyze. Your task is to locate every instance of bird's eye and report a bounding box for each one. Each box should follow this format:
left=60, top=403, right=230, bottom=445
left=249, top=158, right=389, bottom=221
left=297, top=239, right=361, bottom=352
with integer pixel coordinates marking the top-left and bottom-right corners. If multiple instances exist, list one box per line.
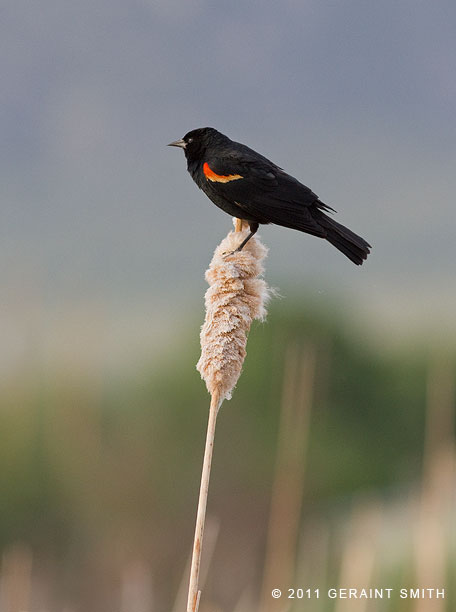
left=187, top=137, right=193, bottom=143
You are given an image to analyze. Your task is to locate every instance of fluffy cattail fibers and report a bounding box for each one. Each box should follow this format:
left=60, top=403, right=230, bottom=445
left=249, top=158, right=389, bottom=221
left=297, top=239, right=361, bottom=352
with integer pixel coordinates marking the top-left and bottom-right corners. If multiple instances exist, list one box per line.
left=197, top=219, right=270, bottom=403
left=187, top=219, right=270, bottom=612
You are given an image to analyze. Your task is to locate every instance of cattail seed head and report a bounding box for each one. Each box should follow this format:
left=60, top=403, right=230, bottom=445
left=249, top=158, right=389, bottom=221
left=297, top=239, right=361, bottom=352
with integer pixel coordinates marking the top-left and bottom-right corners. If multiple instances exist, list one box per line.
left=196, top=224, right=270, bottom=403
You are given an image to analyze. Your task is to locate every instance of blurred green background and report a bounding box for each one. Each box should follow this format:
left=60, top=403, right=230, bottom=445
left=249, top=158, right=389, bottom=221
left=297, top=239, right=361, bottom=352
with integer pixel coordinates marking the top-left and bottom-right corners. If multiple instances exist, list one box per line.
left=1, top=294, right=454, bottom=611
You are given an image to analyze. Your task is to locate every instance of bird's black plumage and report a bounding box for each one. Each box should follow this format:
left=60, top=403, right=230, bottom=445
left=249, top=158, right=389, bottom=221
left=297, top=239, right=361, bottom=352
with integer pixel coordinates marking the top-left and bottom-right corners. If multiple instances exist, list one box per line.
left=168, top=127, right=371, bottom=265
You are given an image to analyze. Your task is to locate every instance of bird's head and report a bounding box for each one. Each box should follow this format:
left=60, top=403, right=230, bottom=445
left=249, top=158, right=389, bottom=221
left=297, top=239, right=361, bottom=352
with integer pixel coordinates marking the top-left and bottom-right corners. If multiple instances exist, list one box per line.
left=167, top=127, right=227, bottom=162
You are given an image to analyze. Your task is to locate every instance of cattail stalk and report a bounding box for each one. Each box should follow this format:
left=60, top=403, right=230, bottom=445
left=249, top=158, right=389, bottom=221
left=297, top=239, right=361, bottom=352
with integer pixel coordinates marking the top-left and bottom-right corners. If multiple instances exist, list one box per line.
left=187, top=218, right=270, bottom=612
left=260, top=344, right=315, bottom=612
left=186, top=391, right=221, bottom=612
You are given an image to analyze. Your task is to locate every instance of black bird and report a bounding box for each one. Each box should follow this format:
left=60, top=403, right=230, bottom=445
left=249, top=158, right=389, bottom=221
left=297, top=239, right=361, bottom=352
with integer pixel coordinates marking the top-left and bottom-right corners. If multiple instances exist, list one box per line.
left=168, top=127, right=371, bottom=265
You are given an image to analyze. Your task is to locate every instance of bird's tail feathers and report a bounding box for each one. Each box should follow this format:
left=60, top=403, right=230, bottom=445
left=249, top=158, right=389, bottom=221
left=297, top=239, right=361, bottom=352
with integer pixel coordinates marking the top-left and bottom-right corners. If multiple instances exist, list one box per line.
left=315, top=210, right=371, bottom=265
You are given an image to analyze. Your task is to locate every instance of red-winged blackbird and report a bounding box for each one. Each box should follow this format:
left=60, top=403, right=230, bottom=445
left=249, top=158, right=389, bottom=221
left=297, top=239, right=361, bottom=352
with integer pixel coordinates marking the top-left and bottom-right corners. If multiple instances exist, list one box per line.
left=168, top=127, right=371, bottom=265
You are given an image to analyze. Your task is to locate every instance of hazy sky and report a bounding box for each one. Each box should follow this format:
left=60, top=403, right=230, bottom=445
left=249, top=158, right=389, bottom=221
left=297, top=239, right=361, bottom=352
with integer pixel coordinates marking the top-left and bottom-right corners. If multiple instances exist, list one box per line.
left=2, top=1, right=456, bottom=368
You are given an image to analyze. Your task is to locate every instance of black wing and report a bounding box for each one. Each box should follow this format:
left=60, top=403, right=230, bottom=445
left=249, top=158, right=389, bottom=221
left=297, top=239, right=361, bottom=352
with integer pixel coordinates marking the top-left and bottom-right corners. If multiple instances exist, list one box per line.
left=204, top=151, right=329, bottom=236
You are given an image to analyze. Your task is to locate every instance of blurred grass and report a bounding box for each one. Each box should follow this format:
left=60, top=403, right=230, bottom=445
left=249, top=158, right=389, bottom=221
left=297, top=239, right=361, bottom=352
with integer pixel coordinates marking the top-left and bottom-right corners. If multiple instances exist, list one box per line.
left=0, top=296, right=454, bottom=611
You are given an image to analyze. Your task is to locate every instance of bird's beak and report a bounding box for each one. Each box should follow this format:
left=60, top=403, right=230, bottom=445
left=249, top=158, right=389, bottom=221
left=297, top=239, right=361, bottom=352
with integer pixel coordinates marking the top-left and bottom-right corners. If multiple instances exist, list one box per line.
left=167, top=138, right=186, bottom=149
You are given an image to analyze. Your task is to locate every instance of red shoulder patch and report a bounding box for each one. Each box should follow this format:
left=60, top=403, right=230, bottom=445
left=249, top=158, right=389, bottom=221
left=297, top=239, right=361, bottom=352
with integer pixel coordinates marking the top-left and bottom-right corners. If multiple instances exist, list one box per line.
left=203, top=162, right=243, bottom=183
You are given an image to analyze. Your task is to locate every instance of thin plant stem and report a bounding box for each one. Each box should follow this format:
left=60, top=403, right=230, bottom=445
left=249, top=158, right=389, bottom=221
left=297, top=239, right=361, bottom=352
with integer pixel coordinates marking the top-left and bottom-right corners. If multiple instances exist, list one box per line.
left=187, top=391, right=222, bottom=612
left=172, top=519, right=220, bottom=612
left=260, top=344, right=314, bottom=612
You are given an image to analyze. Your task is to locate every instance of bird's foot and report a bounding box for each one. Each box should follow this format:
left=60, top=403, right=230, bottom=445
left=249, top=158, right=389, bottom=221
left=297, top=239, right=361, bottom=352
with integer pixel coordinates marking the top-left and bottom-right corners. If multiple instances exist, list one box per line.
left=222, top=244, right=244, bottom=258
